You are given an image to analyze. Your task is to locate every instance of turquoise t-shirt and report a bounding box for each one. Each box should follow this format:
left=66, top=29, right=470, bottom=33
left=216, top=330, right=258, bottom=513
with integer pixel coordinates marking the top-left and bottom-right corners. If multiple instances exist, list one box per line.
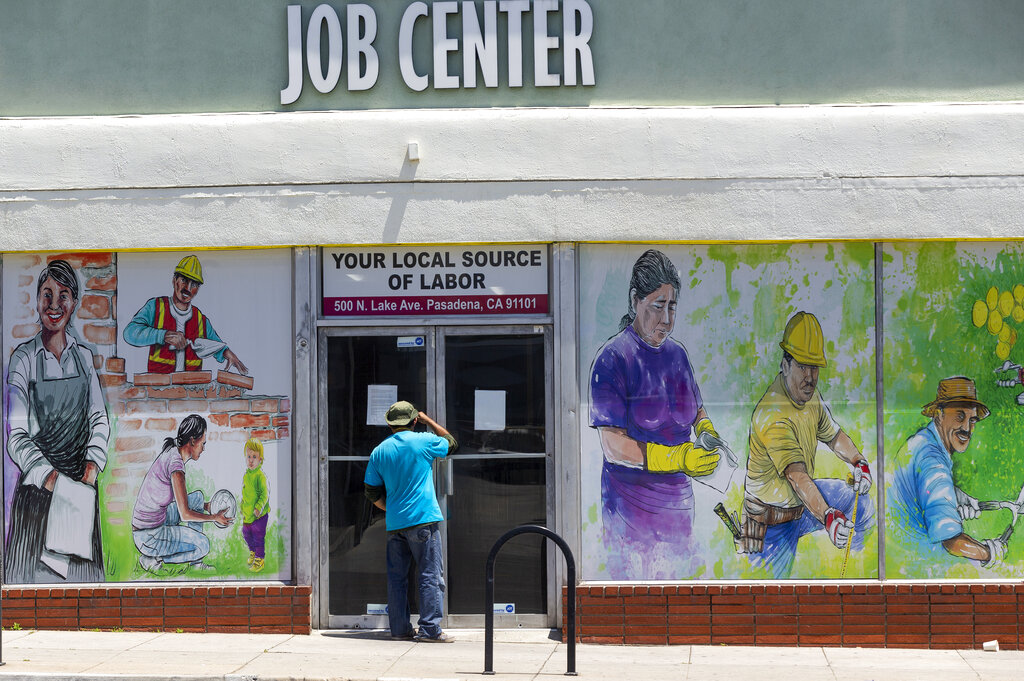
left=365, top=431, right=448, bottom=531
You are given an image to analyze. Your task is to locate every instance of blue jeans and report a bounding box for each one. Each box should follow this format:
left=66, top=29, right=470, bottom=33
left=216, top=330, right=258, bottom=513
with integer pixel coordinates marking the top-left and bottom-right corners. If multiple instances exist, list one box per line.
left=386, top=523, right=445, bottom=638
left=752, top=478, right=876, bottom=579
left=133, top=491, right=210, bottom=564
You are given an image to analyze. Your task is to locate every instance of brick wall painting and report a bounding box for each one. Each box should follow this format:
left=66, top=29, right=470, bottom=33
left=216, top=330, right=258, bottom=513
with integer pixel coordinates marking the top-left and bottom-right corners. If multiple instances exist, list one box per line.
left=3, top=249, right=293, bottom=584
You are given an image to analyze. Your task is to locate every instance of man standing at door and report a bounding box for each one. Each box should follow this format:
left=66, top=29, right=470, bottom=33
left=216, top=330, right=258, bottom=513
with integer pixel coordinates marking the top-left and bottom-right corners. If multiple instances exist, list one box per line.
left=365, top=401, right=457, bottom=642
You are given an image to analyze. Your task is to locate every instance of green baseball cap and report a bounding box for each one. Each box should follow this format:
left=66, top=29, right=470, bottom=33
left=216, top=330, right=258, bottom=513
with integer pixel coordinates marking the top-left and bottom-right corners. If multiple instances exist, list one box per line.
left=385, top=401, right=418, bottom=426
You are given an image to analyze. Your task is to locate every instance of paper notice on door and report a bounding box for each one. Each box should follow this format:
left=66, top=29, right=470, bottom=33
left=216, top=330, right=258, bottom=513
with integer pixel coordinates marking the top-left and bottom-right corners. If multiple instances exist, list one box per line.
left=474, top=390, right=506, bottom=430
left=367, top=384, right=398, bottom=426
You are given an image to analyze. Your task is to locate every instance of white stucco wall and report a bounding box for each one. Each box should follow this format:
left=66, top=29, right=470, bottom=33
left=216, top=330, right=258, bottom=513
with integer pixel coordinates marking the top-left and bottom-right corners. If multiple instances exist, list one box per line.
left=1, top=103, right=1022, bottom=251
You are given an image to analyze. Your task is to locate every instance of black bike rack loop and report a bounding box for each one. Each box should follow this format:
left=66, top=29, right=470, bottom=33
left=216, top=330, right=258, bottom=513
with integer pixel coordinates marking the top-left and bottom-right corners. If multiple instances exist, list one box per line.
left=483, top=524, right=576, bottom=676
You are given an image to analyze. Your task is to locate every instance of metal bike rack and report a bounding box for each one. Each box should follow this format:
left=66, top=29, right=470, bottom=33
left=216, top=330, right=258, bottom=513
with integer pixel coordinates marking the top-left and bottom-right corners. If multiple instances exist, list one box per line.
left=483, top=524, right=576, bottom=676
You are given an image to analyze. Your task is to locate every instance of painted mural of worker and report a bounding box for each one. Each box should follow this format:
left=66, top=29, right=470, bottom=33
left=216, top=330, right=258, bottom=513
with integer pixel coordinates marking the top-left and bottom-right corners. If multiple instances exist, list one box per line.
left=888, top=377, right=1007, bottom=567
left=738, top=311, right=875, bottom=578
left=5, top=259, right=110, bottom=583
left=122, top=255, right=248, bottom=374
left=588, top=249, right=727, bottom=579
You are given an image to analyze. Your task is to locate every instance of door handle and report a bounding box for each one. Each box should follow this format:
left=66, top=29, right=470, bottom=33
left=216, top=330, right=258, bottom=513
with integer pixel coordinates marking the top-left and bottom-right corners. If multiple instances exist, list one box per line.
left=436, top=457, right=454, bottom=497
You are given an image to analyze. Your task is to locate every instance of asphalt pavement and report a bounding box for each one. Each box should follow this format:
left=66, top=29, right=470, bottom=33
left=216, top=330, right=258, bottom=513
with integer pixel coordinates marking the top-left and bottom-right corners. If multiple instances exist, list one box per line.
left=0, top=628, right=1020, bottom=681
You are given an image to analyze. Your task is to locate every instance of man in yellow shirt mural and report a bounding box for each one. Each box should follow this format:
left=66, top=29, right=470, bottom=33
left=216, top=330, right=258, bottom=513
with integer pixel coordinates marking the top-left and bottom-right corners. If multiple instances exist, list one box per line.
left=739, top=311, right=875, bottom=578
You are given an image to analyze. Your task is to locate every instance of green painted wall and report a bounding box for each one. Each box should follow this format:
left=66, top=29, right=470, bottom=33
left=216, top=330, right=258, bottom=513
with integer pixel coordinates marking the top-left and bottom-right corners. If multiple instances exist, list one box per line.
left=3, top=0, right=1023, bottom=116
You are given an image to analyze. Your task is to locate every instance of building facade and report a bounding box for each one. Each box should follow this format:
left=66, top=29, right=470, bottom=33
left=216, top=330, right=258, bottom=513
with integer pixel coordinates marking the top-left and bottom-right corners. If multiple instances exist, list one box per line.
left=2, top=0, right=1024, bottom=646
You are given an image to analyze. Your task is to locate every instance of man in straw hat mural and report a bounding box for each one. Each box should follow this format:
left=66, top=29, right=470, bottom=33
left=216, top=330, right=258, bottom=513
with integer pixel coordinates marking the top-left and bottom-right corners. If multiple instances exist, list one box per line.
left=889, top=376, right=1006, bottom=566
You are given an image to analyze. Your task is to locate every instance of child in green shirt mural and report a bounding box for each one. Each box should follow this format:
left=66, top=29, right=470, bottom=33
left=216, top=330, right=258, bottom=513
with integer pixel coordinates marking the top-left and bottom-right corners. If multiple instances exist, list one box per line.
left=241, top=438, right=270, bottom=572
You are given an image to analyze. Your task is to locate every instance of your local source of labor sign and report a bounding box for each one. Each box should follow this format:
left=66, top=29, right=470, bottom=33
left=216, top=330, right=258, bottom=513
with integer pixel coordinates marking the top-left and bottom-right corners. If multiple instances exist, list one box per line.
left=322, top=245, right=549, bottom=317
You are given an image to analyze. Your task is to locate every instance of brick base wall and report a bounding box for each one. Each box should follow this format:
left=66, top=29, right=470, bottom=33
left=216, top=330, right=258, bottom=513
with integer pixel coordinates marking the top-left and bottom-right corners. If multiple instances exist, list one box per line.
left=0, top=585, right=311, bottom=634
left=565, top=583, right=1023, bottom=649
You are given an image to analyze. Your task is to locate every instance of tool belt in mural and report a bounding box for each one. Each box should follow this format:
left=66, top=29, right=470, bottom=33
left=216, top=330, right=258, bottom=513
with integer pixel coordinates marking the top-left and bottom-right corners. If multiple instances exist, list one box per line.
left=739, top=495, right=804, bottom=553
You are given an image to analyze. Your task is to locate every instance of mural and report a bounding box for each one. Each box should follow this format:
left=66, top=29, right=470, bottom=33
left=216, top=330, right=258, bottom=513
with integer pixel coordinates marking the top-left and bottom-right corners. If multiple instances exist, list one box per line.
left=3, top=250, right=293, bottom=583
left=579, top=243, right=877, bottom=579
left=884, top=242, right=1024, bottom=578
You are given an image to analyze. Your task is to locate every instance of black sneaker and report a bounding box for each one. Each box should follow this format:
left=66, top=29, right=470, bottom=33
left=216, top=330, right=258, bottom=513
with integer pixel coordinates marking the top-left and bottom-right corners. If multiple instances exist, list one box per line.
left=415, top=632, right=455, bottom=643
left=391, top=631, right=416, bottom=640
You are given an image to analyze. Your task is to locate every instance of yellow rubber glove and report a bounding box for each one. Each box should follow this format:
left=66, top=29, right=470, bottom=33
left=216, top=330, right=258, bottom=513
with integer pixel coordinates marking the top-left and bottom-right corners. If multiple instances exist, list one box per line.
left=694, top=417, right=718, bottom=439
left=646, top=442, right=719, bottom=476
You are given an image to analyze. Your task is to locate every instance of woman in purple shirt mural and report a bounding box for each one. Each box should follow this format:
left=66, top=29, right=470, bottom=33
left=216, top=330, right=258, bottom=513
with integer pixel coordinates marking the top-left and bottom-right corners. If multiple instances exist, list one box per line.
left=590, top=249, right=722, bottom=579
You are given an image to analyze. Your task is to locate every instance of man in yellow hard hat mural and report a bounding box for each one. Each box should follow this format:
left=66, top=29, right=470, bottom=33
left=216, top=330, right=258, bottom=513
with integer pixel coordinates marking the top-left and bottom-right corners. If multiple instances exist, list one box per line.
left=124, top=255, right=248, bottom=375
left=738, top=311, right=875, bottom=578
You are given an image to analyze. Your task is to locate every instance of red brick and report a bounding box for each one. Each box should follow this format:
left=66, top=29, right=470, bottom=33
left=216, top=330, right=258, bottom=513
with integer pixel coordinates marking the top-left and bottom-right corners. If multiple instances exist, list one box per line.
left=171, top=371, right=213, bottom=385
left=667, top=624, right=711, bottom=635
left=623, top=595, right=668, bottom=605
left=87, top=274, right=117, bottom=291
left=212, top=399, right=251, bottom=412
left=580, top=604, right=625, bottom=615
left=48, top=252, right=112, bottom=268
left=99, top=373, right=126, bottom=387
left=668, top=635, right=711, bottom=644
left=251, top=616, right=294, bottom=628
left=799, top=615, right=842, bottom=629
left=168, top=399, right=211, bottom=413
left=712, top=634, right=755, bottom=645
left=757, top=624, right=799, bottom=636
left=799, top=634, right=842, bottom=646
left=230, top=414, right=271, bottom=428
left=208, top=625, right=250, bottom=633
left=118, top=615, right=165, bottom=628
left=217, top=371, right=255, bottom=390
left=581, top=636, right=624, bottom=644
left=975, top=603, right=1018, bottom=614
left=147, top=386, right=188, bottom=399
left=78, top=294, right=111, bottom=320
left=580, top=614, right=625, bottom=626
left=884, top=613, right=930, bottom=625
left=37, top=617, right=80, bottom=628
left=82, top=597, right=120, bottom=608
left=841, top=623, right=886, bottom=635
left=134, top=373, right=172, bottom=386
left=83, top=323, right=116, bottom=345
left=846, top=634, right=887, bottom=646
left=755, top=635, right=799, bottom=645
left=578, top=625, right=623, bottom=637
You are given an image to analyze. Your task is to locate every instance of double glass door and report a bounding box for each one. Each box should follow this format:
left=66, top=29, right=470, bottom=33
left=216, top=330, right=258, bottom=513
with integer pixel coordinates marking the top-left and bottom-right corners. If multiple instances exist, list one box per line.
left=321, top=325, right=551, bottom=628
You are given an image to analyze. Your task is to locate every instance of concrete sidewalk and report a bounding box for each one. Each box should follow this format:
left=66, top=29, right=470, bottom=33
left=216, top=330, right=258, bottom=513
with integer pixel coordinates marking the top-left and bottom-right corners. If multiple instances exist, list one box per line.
left=0, top=628, right=1019, bottom=681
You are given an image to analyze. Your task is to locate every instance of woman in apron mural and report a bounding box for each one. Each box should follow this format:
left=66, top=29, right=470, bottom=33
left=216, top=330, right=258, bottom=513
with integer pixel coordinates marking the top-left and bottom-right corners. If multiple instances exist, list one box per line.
left=5, top=259, right=109, bottom=583
left=589, top=250, right=724, bottom=579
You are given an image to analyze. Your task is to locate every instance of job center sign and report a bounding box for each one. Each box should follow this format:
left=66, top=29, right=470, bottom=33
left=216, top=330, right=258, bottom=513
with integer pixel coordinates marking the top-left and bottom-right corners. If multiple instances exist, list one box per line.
left=322, top=246, right=549, bottom=317
left=281, top=1, right=595, bottom=104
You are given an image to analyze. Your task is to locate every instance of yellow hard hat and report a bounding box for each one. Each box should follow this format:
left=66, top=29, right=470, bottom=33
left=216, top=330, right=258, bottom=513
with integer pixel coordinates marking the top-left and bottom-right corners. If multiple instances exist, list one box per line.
left=779, top=311, right=827, bottom=367
left=174, top=255, right=204, bottom=284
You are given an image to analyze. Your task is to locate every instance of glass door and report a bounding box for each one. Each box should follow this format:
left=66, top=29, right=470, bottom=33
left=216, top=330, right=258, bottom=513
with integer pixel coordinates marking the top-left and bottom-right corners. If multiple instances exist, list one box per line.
left=322, top=329, right=432, bottom=628
left=322, top=325, right=552, bottom=628
left=439, top=327, right=551, bottom=626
